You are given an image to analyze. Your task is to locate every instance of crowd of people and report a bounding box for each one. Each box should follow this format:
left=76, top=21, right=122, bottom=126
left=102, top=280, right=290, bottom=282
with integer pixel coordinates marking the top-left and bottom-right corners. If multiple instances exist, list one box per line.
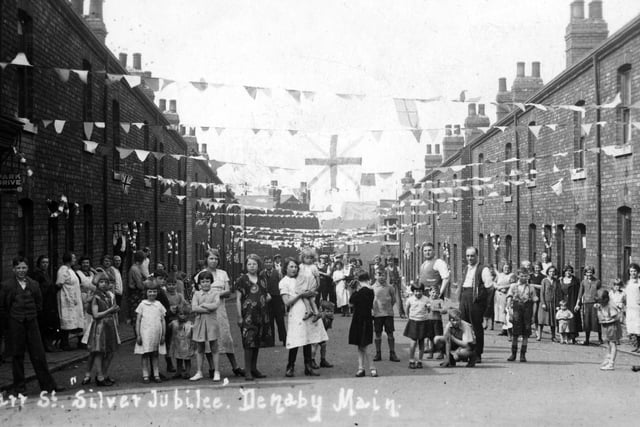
left=1, top=243, right=640, bottom=396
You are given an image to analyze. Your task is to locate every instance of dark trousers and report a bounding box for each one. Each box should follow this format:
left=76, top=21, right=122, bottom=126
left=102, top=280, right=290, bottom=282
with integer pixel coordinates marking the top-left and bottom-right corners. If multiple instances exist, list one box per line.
left=269, top=296, right=287, bottom=343
left=459, top=288, right=486, bottom=356
left=393, top=283, right=405, bottom=317
left=316, top=283, right=336, bottom=307
left=287, top=344, right=312, bottom=367
left=8, top=317, right=57, bottom=393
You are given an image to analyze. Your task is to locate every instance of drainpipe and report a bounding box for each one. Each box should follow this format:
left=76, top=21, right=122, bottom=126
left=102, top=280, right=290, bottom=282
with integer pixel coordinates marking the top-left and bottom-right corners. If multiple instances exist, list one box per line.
left=593, top=55, right=602, bottom=279
left=514, top=113, right=521, bottom=265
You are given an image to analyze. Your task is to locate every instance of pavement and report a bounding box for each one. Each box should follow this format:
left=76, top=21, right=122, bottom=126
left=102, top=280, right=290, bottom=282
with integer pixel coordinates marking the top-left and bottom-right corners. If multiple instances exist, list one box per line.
left=2, top=301, right=640, bottom=426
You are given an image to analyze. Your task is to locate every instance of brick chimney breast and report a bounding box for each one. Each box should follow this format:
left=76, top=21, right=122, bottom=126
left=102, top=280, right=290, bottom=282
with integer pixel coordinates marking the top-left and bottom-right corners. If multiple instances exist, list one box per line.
left=85, top=0, right=107, bottom=43
left=565, top=0, right=608, bottom=67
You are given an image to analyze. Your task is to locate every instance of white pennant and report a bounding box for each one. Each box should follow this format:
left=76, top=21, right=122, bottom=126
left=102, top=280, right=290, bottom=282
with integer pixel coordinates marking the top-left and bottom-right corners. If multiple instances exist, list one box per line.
left=54, top=68, right=70, bottom=82
left=601, top=93, right=621, bottom=108
left=83, top=122, right=93, bottom=140
left=83, top=140, right=99, bottom=154
left=72, top=69, right=88, bottom=84
left=41, top=119, right=53, bottom=128
left=123, top=75, right=142, bottom=87
left=581, top=123, right=593, bottom=136
left=54, top=120, right=66, bottom=134
left=370, top=131, right=383, bottom=142
left=495, top=126, right=508, bottom=132
left=477, top=127, right=490, bottom=134
left=425, top=129, right=439, bottom=142
left=95, top=122, right=105, bottom=129
left=120, top=123, right=131, bottom=133
left=132, top=122, right=145, bottom=129
left=0, top=62, right=7, bottom=70
left=106, top=73, right=123, bottom=83
left=546, top=124, right=558, bottom=131
left=551, top=178, right=563, bottom=196
left=529, top=125, right=542, bottom=138
left=134, top=150, right=150, bottom=162
left=632, top=122, right=640, bottom=130
left=116, top=147, right=134, bottom=159
left=10, top=52, right=32, bottom=66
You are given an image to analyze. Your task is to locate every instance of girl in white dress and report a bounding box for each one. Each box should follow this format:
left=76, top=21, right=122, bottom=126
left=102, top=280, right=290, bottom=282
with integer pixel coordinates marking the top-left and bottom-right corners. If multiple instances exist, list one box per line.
left=134, top=280, right=166, bottom=384
left=625, top=263, right=640, bottom=353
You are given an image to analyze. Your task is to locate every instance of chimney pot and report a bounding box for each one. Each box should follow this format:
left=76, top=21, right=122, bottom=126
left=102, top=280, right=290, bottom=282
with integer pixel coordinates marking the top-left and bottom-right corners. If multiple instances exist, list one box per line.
left=516, top=62, right=525, bottom=77
left=88, top=0, right=104, bottom=18
left=498, top=77, right=507, bottom=92
left=300, top=181, right=307, bottom=189
left=478, top=104, right=486, bottom=116
left=179, top=125, right=186, bottom=136
left=468, top=103, right=477, bottom=116
left=271, top=180, right=278, bottom=187
left=445, top=124, right=452, bottom=136
left=454, top=125, right=461, bottom=135
left=118, top=53, right=127, bottom=69
left=133, top=53, right=142, bottom=70
left=532, top=62, right=541, bottom=78
left=588, top=0, right=603, bottom=19
left=71, top=0, right=84, bottom=15
left=189, top=127, right=196, bottom=137
left=169, top=100, right=177, bottom=113
left=158, top=99, right=166, bottom=111
left=570, top=0, right=585, bottom=20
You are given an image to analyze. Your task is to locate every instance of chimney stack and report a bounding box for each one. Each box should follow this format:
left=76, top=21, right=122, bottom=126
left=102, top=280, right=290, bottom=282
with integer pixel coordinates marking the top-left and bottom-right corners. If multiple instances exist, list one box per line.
left=565, top=0, right=608, bottom=67
left=169, top=100, right=177, bottom=113
left=498, top=77, right=507, bottom=92
left=453, top=125, right=461, bottom=135
left=516, top=62, right=525, bottom=77
left=496, top=77, right=512, bottom=123
left=179, top=125, right=186, bottom=136
left=118, top=53, right=127, bottom=69
left=532, top=61, right=541, bottom=78
left=71, top=0, right=84, bottom=15
left=465, top=103, right=489, bottom=145
left=158, top=99, right=166, bottom=111
left=478, top=104, right=486, bottom=116
left=468, top=103, right=477, bottom=117
left=85, top=0, right=107, bottom=44
left=401, top=172, right=415, bottom=193
left=445, top=124, right=452, bottom=136
left=133, top=53, right=142, bottom=71
left=88, top=0, right=103, bottom=18
left=163, top=99, right=180, bottom=127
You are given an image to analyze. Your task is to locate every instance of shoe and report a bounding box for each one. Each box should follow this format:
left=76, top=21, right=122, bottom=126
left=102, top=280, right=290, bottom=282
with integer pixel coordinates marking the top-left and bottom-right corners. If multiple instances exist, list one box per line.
left=310, top=360, right=320, bottom=370
left=320, top=359, right=333, bottom=368
left=600, top=358, right=611, bottom=367
left=172, top=373, right=183, bottom=379
left=436, top=353, right=444, bottom=360
left=373, top=353, right=382, bottom=362
left=425, top=352, right=434, bottom=360
left=232, top=368, right=246, bottom=377
left=96, top=377, right=113, bottom=387
left=440, top=354, right=456, bottom=367
left=389, top=353, right=400, bottom=362
left=251, top=370, right=267, bottom=379
left=105, top=377, right=116, bottom=384
left=285, top=366, right=294, bottom=377
left=507, top=352, right=517, bottom=362
left=536, top=336, right=541, bottom=342
left=466, top=354, right=477, bottom=368
left=475, top=356, right=482, bottom=364
left=582, top=341, right=590, bottom=346
left=416, top=361, right=423, bottom=369
left=600, top=363, right=614, bottom=371
left=143, top=377, right=150, bottom=384
left=498, top=331, right=508, bottom=336
left=189, top=372, right=203, bottom=381
left=355, top=369, right=365, bottom=377
left=182, top=373, right=191, bottom=380
left=631, top=365, right=640, bottom=372
left=153, top=376, right=162, bottom=383
left=409, top=361, right=416, bottom=369
left=167, top=364, right=176, bottom=373
left=304, top=365, right=320, bottom=376
left=209, top=369, right=215, bottom=379
left=370, top=369, right=378, bottom=377
left=213, top=372, right=221, bottom=382
left=81, top=376, right=91, bottom=386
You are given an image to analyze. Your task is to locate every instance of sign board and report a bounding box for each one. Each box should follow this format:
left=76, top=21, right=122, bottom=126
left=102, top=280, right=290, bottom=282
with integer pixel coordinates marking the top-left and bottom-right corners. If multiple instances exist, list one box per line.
left=0, top=173, right=22, bottom=193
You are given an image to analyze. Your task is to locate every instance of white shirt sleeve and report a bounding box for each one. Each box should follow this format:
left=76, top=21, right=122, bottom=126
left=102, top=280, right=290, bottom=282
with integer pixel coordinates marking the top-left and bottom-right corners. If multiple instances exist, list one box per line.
left=434, top=259, right=450, bottom=279
left=482, top=267, right=493, bottom=288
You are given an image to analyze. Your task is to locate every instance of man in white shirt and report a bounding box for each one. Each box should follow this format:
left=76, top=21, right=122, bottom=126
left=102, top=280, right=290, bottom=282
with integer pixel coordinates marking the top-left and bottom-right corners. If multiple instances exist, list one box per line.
left=419, top=243, right=451, bottom=299
left=459, top=246, right=493, bottom=363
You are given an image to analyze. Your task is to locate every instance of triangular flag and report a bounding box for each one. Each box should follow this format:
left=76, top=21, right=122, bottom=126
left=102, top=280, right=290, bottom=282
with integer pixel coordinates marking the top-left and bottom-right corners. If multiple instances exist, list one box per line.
left=581, top=123, right=593, bottom=136
left=244, top=86, right=258, bottom=99
left=134, top=150, right=150, bottom=162
left=215, top=127, right=225, bottom=136
left=83, top=140, right=99, bottom=154
left=477, top=127, right=490, bottom=134
left=160, top=78, right=175, bottom=90
left=120, top=123, right=131, bottom=133
left=54, top=120, right=66, bottom=134
left=41, top=120, right=52, bottom=128
left=152, top=152, right=165, bottom=160
left=251, top=128, right=261, bottom=135
left=259, top=88, right=272, bottom=97
left=116, top=147, right=134, bottom=159
left=302, top=91, right=316, bottom=102
left=83, top=122, right=94, bottom=140
left=496, top=126, right=508, bottom=132
left=411, top=129, right=422, bottom=143
left=551, top=178, right=563, bottom=196
left=336, top=94, right=352, bottom=100
left=176, top=196, right=186, bottom=203
left=170, top=154, right=183, bottom=160
left=286, top=90, right=301, bottom=103
left=10, top=52, right=31, bottom=66
left=132, top=122, right=145, bottom=129
left=123, top=75, right=142, bottom=87
left=595, top=121, right=607, bottom=128
left=94, top=122, right=105, bottom=129
left=513, top=102, right=526, bottom=112
left=528, top=103, right=547, bottom=111
left=288, top=129, right=298, bottom=136
left=632, top=122, right=640, bottom=130
left=529, top=125, right=542, bottom=138
left=425, top=129, right=439, bottom=142
left=54, top=68, right=70, bottom=82
left=601, top=93, right=621, bottom=108
left=71, top=69, right=88, bottom=84
left=0, top=62, right=7, bottom=70
left=190, top=80, right=208, bottom=91
left=371, top=131, right=383, bottom=142
left=201, top=126, right=210, bottom=132
left=106, top=73, right=122, bottom=84
left=546, top=124, right=558, bottom=131
left=553, top=164, right=560, bottom=173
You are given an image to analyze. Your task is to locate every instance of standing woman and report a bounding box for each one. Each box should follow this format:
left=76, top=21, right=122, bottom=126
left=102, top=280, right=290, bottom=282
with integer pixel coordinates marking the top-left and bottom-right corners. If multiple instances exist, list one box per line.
left=625, top=263, right=640, bottom=352
left=30, top=255, right=60, bottom=352
left=494, top=263, right=514, bottom=335
left=333, top=261, right=350, bottom=316
left=56, top=252, right=84, bottom=350
left=235, top=254, right=273, bottom=380
left=280, top=257, right=328, bottom=377
left=538, top=265, right=562, bottom=341
left=77, top=256, right=97, bottom=347
left=529, top=262, right=545, bottom=339
left=560, top=265, right=582, bottom=344
left=196, top=249, right=244, bottom=377
left=576, top=266, right=602, bottom=346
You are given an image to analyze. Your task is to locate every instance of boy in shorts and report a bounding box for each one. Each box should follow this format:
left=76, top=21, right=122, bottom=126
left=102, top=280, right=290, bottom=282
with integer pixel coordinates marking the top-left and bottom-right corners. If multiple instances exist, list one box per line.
left=372, top=267, right=400, bottom=362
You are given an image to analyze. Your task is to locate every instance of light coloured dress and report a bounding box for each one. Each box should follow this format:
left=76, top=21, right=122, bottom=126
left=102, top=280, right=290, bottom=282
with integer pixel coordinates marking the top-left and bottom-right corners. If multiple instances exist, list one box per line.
left=494, top=272, right=513, bottom=323
left=134, top=300, right=167, bottom=354
left=279, top=276, right=328, bottom=349
left=56, top=265, right=84, bottom=331
left=333, top=269, right=349, bottom=308
left=625, top=279, right=640, bottom=335
left=191, top=289, right=220, bottom=342
left=196, top=268, right=235, bottom=353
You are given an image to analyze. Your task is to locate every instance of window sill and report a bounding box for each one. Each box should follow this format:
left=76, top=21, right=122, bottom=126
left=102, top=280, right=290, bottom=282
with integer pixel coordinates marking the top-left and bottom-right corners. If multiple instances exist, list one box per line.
left=571, top=169, right=586, bottom=181
left=477, top=199, right=484, bottom=206
left=527, top=180, right=537, bottom=188
left=614, top=145, right=633, bottom=158
left=113, top=172, right=121, bottom=181
left=503, top=196, right=512, bottom=203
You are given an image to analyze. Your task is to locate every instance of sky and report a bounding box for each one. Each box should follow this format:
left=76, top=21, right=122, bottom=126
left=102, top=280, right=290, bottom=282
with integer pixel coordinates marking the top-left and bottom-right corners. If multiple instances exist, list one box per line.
left=100, top=0, right=640, bottom=211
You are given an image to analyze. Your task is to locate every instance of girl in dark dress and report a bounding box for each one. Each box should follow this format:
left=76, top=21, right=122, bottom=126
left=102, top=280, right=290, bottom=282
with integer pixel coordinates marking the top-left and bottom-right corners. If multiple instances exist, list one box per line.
left=235, top=254, right=273, bottom=381
left=560, top=265, right=582, bottom=344
left=537, top=265, right=562, bottom=341
left=348, top=271, right=377, bottom=377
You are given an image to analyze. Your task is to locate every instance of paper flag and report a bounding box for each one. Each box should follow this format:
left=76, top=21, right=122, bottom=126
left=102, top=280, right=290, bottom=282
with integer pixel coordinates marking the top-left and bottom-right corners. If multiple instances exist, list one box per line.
left=0, top=62, right=7, bottom=70
left=116, top=147, right=134, bottom=159
left=259, top=88, right=272, bottom=97
left=83, top=140, right=99, bottom=154
left=83, top=122, right=93, bottom=140
left=54, top=68, right=70, bottom=82
left=302, top=91, right=315, bottom=102
left=132, top=122, right=145, bottom=129
left=215, top=127, right=225, bottom=136
left=244, top=86, right=258, bottom=99
left=42, top=120, right=52, bottom=128
left=528, top=103, right=547, bottom=111
left=252, top=128, right=261, bottom=135
left=72, top=69, right=88, bottom=84
left=94, top=122, right=105, bottom=129
left=121, top=174, right=133, bottom=194
left=134, top=150, right=150, bottom=162
left=551, top=178, right=563, bottom=196
left=10, top=52, right=32, bottom=66
left=425, top=129, right=439, bottom=143
left=161, top=78, right=175, bottom=90
left=123, top=75, right=142, bottom=87
left=513, top=102, right=526, bottom=112
left=546, top=124, right=558, bottom=131
left=170, top=154, right=183, bottom=160
left=120, top=123, right=131, bottom=133
left=336, top=94, right=352, bottom=100
left=371, top=131, right=383, bottom=142
left=176, top=196, right=186, bottom=203
left=106, top=73, right=122, bottom=84
left=286, top=90, right=301, bottom=103
left=601, top=93, right=621, bottom=108
left=152, top=152, right=165, bottom=160
left=595, top=121, right=607, bottom=128
left=411, top=130, right=422, bottom=143
left=190, top=81, right=208, bottom=91
left=54, top=120, right=66, bottom=134
left=477, top=127, right=490, bottom=134
left=581, top=123, right=593, bottom=136
left=632, top=122, right=640, bottom=130
left=495, top=126, right=508, bottom=132
left=529, top=125, right=542, bottom=138
left=288, top=129, right=298, bottom=136
left=450, top=165, right=466, bottom=172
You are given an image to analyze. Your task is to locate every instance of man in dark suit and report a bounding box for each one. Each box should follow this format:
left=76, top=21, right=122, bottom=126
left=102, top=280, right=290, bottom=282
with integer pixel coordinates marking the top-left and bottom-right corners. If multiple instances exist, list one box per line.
left=260, top=256, right=286, bottom=345
left=0, top=256, right=61, bottom=395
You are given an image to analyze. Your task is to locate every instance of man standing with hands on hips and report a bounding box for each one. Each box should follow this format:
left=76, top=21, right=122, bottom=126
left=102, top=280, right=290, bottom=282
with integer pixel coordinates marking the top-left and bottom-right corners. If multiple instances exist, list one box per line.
left=419, top=243, right=450, bottom=299
left=458, top=247, right=493, bottom=364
